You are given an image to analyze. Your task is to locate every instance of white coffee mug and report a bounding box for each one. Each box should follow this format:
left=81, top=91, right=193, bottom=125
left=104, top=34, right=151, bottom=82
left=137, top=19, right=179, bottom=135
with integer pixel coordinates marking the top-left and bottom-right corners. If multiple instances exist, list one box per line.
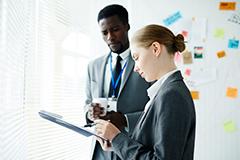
left=92, top=98, right=108, bottom=116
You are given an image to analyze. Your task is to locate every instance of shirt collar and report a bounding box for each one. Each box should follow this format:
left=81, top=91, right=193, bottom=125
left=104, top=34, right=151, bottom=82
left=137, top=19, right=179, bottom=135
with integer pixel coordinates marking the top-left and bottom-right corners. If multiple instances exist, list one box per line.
left=147, top=69, right=178, bottom=100
left=111, top=48, right=130, bottom=60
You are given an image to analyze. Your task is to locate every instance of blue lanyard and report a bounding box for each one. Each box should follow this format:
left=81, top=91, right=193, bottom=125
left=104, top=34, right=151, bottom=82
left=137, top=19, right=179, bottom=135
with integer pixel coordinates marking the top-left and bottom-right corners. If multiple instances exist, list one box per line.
left=109, top=54, right=127, bottom=97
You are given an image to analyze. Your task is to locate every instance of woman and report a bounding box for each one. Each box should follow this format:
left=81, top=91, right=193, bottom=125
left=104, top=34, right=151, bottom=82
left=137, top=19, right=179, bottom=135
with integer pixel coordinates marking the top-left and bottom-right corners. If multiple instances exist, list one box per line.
left=95, top=24, right=196, bottom=160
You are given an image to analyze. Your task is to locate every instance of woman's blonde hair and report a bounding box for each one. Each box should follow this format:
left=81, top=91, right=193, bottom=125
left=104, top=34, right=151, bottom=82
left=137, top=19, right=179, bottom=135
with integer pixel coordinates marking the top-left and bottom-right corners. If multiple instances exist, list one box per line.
left=131, top=24, right=185, bottom=54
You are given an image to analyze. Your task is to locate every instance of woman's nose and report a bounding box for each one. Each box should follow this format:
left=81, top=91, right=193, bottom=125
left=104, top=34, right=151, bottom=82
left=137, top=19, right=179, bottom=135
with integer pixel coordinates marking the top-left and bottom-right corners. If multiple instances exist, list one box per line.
left=134, top=64, right=139, bottom=72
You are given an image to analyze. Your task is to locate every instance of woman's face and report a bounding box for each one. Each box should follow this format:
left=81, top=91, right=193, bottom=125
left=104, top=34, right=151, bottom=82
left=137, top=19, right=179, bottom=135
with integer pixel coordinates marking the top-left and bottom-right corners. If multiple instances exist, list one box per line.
left=131, top=43, right=158, bottom=82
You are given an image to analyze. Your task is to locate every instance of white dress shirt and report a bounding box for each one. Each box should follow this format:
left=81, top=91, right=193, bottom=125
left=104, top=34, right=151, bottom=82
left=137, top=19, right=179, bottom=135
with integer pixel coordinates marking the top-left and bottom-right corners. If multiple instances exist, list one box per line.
left=103, top=48, right=130, bottom=98
left=143, top=69, right=179, bottom=116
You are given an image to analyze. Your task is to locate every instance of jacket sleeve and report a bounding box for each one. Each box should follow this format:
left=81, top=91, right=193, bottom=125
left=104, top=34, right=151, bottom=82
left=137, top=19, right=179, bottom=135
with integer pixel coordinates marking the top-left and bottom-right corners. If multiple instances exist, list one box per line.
left=84, top=63, right=93, bottom=124
left=125, top=111, right=143, bottom=135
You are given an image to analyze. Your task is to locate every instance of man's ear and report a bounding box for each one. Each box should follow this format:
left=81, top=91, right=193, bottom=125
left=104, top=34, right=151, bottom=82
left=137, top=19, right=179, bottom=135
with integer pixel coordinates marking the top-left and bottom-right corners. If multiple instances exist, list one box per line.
left=152, top=42, right=161, bottom=57
left=125, top=23, right=130, bottom=31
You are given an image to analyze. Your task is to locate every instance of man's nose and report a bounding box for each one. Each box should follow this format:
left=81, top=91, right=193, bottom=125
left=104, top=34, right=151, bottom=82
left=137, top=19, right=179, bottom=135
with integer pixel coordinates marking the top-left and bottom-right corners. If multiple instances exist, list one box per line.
left=107, top=32, right=115, bottom=41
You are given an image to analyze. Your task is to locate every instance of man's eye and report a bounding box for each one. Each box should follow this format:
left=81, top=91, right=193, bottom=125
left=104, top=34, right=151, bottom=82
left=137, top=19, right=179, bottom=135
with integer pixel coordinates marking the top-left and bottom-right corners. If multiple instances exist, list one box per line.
left=112, top=28, right=119, bottom=32
left=102, top=31, right=108, bottom=36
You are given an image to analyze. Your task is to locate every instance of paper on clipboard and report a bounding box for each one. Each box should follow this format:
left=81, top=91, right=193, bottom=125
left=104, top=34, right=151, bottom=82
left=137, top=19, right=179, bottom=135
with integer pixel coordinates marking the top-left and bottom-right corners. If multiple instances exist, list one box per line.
left=38, top=110, right=107, bottom=141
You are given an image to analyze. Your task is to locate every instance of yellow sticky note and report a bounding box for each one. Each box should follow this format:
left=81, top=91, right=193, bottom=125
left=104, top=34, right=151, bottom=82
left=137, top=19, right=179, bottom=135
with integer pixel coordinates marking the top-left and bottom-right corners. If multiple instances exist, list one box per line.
left=226, top=87, right=238, bottom=98
left=224, top=121, right=237, bottom=133
left=217, top=50, right=226, bottom=58
left=214, top=28, right=225, bottom=39
left=191, top=91, right=199, bottom=100
left=219, top=2, right=236, bottom=10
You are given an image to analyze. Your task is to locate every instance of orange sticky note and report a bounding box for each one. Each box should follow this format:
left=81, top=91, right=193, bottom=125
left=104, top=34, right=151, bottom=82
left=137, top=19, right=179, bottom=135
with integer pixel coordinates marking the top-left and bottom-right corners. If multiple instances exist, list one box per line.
left=191, top=91, right=199, bottom=100
left=219, top=2, right=236, bottom=10
left=217, top=50, right=226, bottom=58
left=226, top=87, right=238, bottom=98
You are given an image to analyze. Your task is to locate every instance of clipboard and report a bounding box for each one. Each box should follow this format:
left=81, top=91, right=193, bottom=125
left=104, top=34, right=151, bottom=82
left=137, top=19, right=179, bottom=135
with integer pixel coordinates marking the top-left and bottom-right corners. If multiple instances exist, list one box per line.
left=38, top=110, right=107, bottom=141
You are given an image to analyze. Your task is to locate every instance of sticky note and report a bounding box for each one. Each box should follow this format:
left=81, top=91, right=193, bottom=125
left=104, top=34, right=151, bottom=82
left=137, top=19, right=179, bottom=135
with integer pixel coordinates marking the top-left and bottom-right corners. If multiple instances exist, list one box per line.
left=217, top=50, right=226, bottom=58
left=226, top=87, right=238, bottom=98
left=191, top=91, right=199, bottom=100
left=174, top=52, right=182, bottom=64
left=182, top=50, right=193, bottom=64
left=219, top=2, right=236, bottom=10
left=185, top=69, right=191, bottom=76
left=163, top=11, right=182, bottom=26
left=224, top=121, right=237, bottom=133
left=228, top=39, right=239, bottom=49
left=181, top=30, right=189, bottom=40
left=214, top=28, right=225, bottom=39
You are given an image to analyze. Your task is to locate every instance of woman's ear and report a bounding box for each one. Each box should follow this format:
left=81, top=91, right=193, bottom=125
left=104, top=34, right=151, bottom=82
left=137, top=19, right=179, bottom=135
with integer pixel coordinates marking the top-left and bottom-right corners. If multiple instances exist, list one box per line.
left=151, top=42, right=161, bottom=57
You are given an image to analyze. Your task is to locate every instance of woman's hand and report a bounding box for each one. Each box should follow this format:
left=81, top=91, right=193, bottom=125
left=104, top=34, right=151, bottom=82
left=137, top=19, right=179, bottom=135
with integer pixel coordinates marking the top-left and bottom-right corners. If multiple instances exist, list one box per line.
left=94, top=119, right=121, bottom=142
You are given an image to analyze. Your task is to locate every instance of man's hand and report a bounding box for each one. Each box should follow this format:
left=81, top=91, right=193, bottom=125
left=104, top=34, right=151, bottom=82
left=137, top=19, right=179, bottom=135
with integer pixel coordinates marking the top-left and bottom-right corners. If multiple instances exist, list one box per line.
left=87, top=103, right=105, bottom=121
left=100, top=111, right=127, bottom=131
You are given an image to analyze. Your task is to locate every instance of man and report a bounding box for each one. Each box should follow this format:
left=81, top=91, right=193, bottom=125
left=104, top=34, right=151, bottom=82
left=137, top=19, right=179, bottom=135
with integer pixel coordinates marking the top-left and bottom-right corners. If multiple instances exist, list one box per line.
left=84, top=4, right=150, bottom=160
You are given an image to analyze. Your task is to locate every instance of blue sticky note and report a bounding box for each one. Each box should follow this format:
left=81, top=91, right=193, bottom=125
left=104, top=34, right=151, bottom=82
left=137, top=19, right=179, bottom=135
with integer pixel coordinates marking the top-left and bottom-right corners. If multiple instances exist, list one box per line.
left=163, top=11, right=182, bottom=26
left=228, top=39, right=239, bottom=49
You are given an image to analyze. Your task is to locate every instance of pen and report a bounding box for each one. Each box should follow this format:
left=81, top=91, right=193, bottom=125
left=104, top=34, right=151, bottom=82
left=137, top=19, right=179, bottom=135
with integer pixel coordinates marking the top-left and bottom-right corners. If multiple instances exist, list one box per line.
left=84, top=123, right=96, bottom=127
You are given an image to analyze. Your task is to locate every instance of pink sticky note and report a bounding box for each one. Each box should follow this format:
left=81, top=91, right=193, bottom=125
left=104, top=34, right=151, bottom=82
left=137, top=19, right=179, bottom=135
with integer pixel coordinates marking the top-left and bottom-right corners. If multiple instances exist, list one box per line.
left=174, top=52, right=182, bottom=64
left=185, top=69, right=191, bottom=76
left=181, top=30, right=189, bottom=40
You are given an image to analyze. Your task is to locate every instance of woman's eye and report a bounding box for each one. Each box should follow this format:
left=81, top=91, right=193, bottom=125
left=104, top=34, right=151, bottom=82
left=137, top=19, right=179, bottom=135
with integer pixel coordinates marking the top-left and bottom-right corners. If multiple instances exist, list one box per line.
left=133, top=56, right=138, bottom=61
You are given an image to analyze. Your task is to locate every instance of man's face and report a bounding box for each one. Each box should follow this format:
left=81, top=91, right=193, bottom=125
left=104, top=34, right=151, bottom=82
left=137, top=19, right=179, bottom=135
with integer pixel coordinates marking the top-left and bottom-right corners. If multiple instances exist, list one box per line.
left=99, top=15, right=129, bottom=53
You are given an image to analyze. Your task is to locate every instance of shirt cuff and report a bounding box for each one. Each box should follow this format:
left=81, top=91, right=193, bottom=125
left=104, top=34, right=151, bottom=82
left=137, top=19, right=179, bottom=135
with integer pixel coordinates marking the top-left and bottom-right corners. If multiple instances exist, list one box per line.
left=124, top=114, right=129, bottom=132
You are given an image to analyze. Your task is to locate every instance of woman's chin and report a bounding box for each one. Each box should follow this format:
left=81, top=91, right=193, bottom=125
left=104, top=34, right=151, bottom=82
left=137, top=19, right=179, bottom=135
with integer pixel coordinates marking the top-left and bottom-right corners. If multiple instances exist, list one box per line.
left=144, top=76, right=151, bottom=82
left=145, top=76, right=156, bottom=82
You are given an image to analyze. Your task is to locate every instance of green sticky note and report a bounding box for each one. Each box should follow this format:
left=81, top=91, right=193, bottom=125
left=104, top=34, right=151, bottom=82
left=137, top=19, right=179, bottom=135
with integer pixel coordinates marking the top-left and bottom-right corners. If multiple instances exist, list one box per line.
left=214, top=28, right=225, bottom=39
left=224, top=121, right=237, bottom=133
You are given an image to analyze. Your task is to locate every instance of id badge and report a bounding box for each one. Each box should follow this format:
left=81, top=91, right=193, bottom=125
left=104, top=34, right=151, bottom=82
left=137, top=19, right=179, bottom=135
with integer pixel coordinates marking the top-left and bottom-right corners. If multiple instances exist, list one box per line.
left=107, top=97, right=117, bottom=112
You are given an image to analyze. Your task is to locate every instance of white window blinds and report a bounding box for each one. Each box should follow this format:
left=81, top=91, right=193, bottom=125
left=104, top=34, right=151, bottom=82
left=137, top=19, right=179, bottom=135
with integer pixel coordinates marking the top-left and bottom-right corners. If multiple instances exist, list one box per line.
left=1, top=0, right=92, bottom=159
left=24, top=0, right=92, bottom=159
left=0, top=0, right=32, bottom=159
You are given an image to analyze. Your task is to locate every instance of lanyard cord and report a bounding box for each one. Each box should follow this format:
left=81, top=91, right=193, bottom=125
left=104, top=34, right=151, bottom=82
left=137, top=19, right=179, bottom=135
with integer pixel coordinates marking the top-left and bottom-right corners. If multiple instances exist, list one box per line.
left=109, top=54, right=128, bottom=97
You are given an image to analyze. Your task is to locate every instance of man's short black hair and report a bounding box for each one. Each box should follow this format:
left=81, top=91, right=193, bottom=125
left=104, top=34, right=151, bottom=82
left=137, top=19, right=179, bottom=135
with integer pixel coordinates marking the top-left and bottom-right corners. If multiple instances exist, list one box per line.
left=97, top=4, right=129, bottom=25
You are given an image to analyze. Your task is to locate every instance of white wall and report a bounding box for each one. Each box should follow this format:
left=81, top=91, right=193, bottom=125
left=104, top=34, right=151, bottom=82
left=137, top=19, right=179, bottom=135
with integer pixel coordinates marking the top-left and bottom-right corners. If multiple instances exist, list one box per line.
left=1, top=0, right=239, bottom=159
left=128, top=1, right=240, bottom=160
left=80, top=0, right=240, bottom=159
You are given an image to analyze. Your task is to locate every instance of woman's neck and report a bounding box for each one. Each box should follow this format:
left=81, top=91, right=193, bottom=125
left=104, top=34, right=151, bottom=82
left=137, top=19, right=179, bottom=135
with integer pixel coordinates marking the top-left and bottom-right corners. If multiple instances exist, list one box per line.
left=156, top=53, right=176, bottom=80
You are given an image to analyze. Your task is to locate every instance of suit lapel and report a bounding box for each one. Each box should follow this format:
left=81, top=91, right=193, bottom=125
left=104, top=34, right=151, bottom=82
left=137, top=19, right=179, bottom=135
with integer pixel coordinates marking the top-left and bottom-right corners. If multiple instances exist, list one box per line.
left=118, top=55, right=134, bottom=95
left=98, top=54, right=110, bottom=97
left=138, top=103, right=153, bottom=128
left=135, top=71, right=184, bottom=129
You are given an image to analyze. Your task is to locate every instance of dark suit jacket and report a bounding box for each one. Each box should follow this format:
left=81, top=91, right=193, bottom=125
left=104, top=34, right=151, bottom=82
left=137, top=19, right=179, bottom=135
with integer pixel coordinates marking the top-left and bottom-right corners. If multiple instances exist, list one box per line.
left=85, top=52, right=150, bottom=159
left=111, top=71, right=196, bottom=160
